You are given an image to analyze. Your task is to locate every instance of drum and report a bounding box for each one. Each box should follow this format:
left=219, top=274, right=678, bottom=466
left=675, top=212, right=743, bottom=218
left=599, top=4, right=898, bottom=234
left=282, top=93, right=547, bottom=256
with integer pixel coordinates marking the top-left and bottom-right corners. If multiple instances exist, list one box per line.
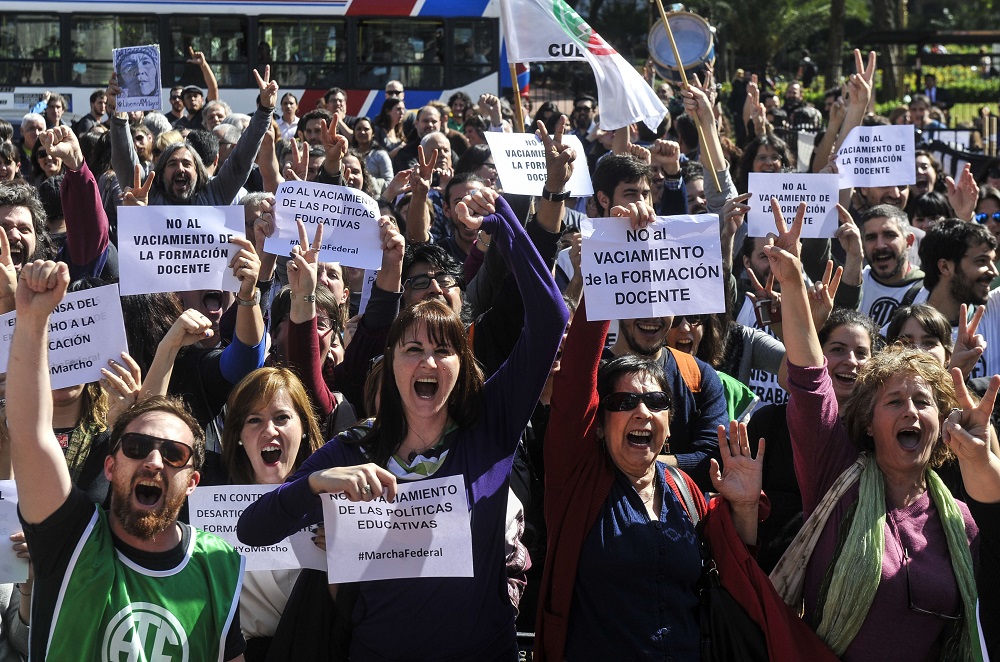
left=648, top=12, right=715, bottom=83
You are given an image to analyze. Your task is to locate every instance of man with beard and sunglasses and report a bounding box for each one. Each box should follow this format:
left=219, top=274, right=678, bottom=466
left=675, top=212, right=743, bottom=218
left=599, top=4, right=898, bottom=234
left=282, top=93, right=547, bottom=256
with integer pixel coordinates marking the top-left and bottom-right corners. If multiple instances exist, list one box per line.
left=857, top=204, right=926, bottom=327
left=8, top=260, right=246, bottom=661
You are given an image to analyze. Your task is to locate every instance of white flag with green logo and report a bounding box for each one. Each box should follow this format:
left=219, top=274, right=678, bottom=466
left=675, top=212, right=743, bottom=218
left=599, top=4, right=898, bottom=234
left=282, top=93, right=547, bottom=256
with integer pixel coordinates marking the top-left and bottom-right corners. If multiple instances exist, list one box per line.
left=500, top=0, right=666, bottom=132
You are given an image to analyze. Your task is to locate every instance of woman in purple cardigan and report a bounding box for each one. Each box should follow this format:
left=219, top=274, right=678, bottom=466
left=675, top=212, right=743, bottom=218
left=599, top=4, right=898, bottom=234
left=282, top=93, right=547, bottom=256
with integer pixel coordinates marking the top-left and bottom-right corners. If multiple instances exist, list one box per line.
left=237, top=187, right=568, bottom=660
left=766, top=205, right=992, bottom=660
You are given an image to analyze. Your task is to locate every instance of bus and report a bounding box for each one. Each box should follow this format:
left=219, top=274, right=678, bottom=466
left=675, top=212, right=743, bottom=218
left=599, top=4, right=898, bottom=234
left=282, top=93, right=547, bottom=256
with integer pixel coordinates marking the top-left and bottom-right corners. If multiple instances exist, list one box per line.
left=0, top=0, right=503, bottom=124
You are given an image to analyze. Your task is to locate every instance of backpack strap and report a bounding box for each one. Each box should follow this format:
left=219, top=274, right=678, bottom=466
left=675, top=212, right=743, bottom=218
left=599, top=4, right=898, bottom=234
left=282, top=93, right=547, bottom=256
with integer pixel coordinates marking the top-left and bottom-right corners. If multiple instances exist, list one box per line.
left=667, top=346, right=702, bottom=393
left=900, top=279, right=925, bottom=306
left=664, top=464, right=700, bottom=527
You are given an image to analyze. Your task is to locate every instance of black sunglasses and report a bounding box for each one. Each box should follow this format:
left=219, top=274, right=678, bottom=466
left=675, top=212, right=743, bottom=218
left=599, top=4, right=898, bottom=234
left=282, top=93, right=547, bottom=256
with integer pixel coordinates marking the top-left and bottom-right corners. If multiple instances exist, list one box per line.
left=403, top=272, right=458, bottom=291
left=975, top=212, right=1000, bottom=224
left=114, top=432, right=194, bottom=468
left=671, top=315, right=705, bottom=328
left=169, top=95, right=182, bottom=101
left=602, top=391, right=671, bottom=412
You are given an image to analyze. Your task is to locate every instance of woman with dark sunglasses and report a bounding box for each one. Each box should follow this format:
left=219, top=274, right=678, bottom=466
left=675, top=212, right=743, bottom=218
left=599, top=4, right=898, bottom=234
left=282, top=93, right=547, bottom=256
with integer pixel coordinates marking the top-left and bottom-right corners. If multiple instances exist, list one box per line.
left=534, top=212, right=766, bottom=661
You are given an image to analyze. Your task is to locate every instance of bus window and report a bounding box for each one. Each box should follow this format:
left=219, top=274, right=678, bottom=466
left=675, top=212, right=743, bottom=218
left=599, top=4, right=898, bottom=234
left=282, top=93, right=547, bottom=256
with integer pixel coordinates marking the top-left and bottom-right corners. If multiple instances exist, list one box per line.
left=71, top=15, right=159, bottom=86
left=451, top=19, right=494, bottom=87
left=167, top=16, right=249, bottom=88
left=257, top=18, right=346, bottom=89
left=0, top=13, right=60, bottom=86
left=357, top=19, right=444, bottom=90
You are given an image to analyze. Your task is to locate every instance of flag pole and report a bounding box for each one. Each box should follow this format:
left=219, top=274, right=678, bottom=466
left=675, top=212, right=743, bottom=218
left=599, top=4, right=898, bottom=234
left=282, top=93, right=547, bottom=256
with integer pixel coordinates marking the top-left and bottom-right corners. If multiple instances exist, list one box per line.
left=652, top=0, right=721, bottom=191
left=509, top=64, right=527, bottom=133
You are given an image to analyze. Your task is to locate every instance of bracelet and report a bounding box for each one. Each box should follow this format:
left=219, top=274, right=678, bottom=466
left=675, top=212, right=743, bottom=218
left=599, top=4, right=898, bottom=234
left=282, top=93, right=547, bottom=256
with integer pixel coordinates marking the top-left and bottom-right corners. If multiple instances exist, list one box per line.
left=541, top=188, right=571, bottom=202
left=300, top=294, right=317, bottom=303
left=234, top=289, right=261, bottom=307
left=15, top=584, right=29, bottom=596
left=476, top=230, right=491, bottom=247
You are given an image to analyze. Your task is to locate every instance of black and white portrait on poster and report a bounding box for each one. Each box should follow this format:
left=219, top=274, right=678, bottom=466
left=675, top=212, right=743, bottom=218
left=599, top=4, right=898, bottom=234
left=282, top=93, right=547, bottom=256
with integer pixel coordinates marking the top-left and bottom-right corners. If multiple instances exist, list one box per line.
left=113, top=44, right=161, bottom=112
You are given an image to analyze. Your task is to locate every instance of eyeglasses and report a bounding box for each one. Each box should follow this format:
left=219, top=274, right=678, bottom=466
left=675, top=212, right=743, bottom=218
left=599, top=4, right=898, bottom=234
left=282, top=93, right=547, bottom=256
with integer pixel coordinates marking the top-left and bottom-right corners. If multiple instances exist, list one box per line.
left=170, top=95, right=182, bottom=101
left=602, top=391, right=671, bottom=412
left=901, top=547, right=962, bottom=620
left=114, top=432, right=194, bottom=468
left=975, top=212, right=1000, bottom=223
left=403, top=272, right=458, bottom=290
left=671, top=315, right=705, bottom=328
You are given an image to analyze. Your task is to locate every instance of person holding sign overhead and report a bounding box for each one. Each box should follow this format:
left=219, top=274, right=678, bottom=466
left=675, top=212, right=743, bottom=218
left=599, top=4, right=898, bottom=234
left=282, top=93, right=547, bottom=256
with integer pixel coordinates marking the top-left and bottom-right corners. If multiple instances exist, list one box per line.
left=107, top=64, right=278, bottom=207
left=238, top=183, right=568, bottom=659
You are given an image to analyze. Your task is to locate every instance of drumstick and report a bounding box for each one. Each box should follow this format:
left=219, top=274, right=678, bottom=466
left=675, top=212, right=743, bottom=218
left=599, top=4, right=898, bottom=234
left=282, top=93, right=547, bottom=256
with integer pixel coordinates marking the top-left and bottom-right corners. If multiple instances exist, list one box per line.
left=508, top=64, right=527, bottom=133
left=652, top=0, right=722, bottom=192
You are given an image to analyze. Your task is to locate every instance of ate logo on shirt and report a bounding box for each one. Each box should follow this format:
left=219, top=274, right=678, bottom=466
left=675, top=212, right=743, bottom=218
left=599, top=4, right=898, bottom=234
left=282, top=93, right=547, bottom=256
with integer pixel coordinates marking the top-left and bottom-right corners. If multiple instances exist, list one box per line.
left=102, top=602, right=190, bottom=661
left=868, top=296, right=901, bottom=327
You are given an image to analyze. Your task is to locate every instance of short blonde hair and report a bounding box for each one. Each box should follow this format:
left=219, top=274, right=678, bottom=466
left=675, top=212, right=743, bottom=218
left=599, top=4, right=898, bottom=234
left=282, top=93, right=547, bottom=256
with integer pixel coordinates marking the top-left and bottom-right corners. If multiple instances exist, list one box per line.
left=842, top=345, right=958, bottom=468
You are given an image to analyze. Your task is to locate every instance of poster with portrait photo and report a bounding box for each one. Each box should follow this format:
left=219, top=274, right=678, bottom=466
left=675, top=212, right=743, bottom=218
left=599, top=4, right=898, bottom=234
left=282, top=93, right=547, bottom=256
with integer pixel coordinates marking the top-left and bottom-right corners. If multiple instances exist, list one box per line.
left=113, top=44, right=161, bottom=112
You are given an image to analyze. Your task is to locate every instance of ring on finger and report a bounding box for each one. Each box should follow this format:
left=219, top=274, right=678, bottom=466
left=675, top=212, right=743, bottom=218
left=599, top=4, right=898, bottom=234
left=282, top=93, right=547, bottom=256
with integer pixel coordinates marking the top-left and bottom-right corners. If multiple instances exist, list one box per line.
left=362, top=484, right=372, bottom=495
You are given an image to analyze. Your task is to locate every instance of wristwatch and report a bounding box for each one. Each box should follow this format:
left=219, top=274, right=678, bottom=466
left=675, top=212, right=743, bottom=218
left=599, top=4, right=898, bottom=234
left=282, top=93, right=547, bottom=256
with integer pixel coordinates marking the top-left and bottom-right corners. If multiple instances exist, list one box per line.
left=235, top=289, right=261, bottom=307
left=541, top=187, right=571, bottom=202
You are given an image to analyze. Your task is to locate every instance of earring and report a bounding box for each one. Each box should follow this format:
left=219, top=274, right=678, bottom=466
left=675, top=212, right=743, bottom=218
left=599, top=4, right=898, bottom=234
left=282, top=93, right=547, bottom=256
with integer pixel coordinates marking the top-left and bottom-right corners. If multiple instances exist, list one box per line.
left=302, top=433, right=307, bottom=440
left=237, top=440, right=243, bottom=446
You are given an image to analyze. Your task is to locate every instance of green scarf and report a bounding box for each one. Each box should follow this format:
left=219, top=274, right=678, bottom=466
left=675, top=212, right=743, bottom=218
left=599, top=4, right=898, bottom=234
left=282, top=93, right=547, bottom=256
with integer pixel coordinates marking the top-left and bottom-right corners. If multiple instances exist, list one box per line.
left=814, top=454, right=980, bottom=660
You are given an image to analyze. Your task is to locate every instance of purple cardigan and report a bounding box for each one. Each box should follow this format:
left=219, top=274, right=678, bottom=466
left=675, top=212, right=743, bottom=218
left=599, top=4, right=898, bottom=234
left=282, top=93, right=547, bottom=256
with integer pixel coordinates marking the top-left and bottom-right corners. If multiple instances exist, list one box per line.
left=786, top=361, right=978, bottom=661
left=237, top=196, right=568, bottom=661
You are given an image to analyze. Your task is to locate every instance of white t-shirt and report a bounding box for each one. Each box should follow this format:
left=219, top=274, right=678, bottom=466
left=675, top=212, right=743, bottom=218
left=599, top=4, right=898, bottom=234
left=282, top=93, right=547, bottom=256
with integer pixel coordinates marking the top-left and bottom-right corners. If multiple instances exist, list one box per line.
left=860, top=265, right=926, bottom=327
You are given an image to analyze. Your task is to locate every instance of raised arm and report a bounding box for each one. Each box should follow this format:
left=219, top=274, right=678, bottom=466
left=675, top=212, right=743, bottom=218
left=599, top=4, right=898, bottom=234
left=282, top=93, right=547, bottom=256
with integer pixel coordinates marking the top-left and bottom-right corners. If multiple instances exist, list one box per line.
left=456, top=189, right=569, bottom=445
left=764, top=202, right=823, bottom=368
left=106, top=75, right=141, bottom=187
left=225, top=237, right=264, bottom=350
left=207, top=67, right=277, bottom=204
left=536, top=115, right=574, bottom=235
left=405, top=145, right=435, bottom=244
left=139, top=309, right=216, bottom=400
left=188, top=48, right=219, bottom=103
left=43, top=127, right=110, bottom=278
left=544, top=294, right=607, bottom=488
left=7, top=261, right=73, bottom=524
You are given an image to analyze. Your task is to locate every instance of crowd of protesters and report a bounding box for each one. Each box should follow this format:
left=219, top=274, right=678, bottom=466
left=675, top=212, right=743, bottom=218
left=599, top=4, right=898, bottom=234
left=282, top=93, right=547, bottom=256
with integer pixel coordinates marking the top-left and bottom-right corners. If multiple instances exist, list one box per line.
left=0, top=41, right=997, bottom=662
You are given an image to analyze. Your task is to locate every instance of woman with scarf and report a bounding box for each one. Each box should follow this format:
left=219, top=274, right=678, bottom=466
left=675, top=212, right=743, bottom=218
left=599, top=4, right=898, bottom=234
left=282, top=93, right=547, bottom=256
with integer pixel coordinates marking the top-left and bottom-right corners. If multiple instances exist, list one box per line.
left=768, top=205, right=989, bottom=660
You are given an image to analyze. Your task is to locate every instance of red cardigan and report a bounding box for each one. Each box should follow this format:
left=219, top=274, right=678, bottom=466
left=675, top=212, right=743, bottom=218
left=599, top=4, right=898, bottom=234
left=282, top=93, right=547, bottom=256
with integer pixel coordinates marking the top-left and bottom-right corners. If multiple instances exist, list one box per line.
left=534, top=297, right=707, bottom=661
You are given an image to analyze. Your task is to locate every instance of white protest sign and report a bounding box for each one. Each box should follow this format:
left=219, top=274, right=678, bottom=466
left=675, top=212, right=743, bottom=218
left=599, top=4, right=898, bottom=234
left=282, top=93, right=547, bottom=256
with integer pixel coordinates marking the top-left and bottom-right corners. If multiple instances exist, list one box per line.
left=359, top=269, right=378, bottom=315
left=268, top=181, right=382, bottom=270
left=0, top=481, right=27, bottom=583
left=0, top=284, right=128, bottom=390
left=321, top=474, right=473, bottom=583
left=189, top=485, right=325, bottom=572
left=747, top=173, right=840, bottom=238
left=118, top=206, right=242, bottom=296
left=836, top=125, right=915, bottom=189
left=581, top=214, right=726, bottom=321
left=113, top=44, right=161, bottom=112
left=484, top=132, right=594, bottom=197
